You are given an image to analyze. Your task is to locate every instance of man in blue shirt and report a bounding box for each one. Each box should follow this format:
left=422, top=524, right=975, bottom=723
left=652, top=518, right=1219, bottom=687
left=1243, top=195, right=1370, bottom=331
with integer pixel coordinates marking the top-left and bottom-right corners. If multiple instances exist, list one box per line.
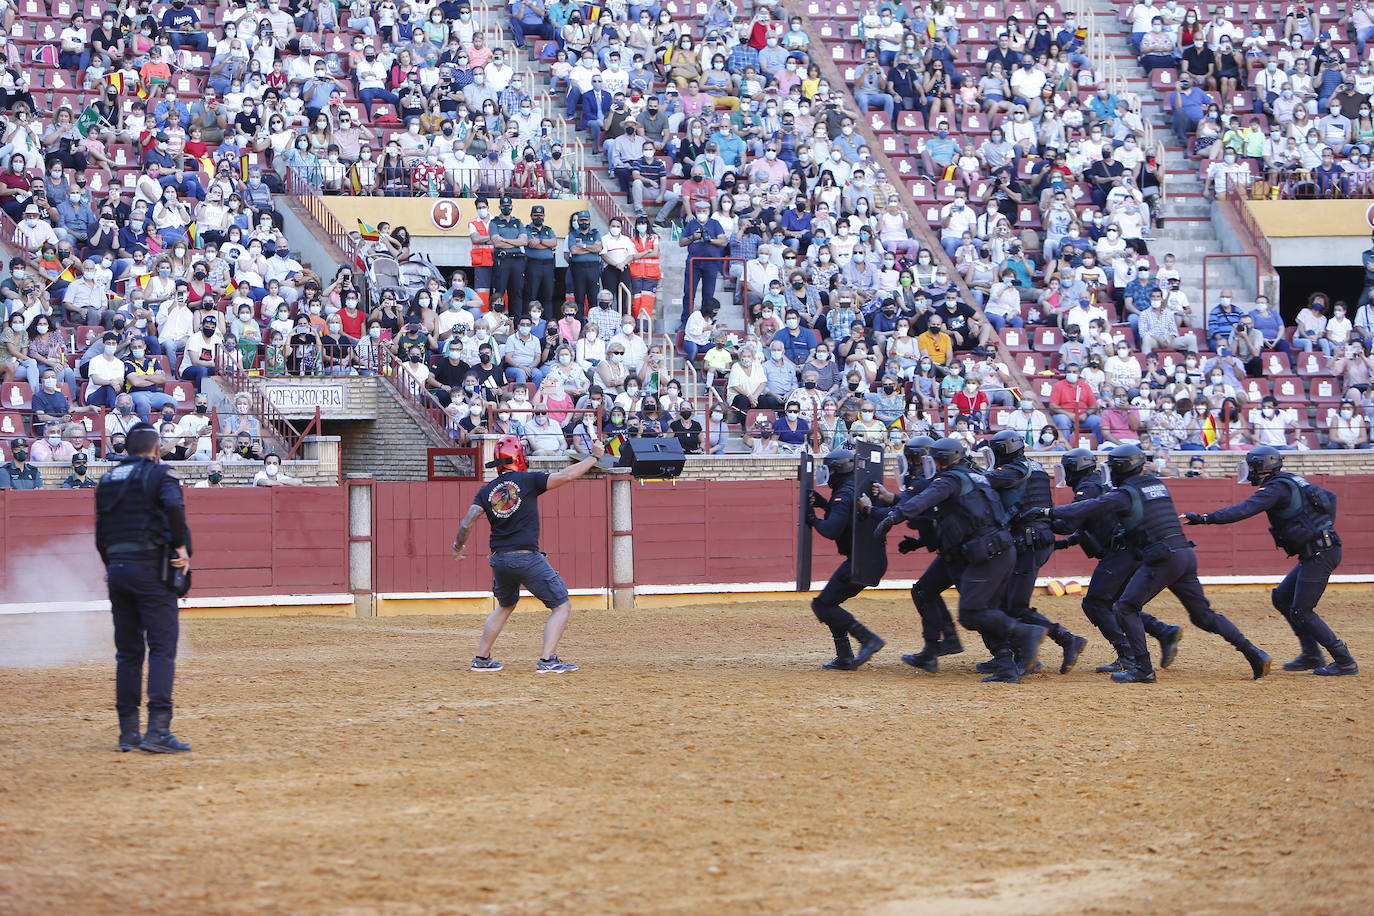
left=1169, top=76, right=1210, bottom=145
left=1206, top=291, right=1244, bottom=348
left=509, top=0, right=554, bottom=48
left=678, top=200, right=728, bottom=329
left=161, top=0, right=208, bottom=52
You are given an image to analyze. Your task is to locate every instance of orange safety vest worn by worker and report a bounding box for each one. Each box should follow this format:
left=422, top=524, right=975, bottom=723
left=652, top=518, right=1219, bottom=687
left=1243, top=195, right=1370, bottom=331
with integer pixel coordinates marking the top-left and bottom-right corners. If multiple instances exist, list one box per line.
left=469, top=217, right=493, bottom=267
left=628, top=234, right=660, bottom=279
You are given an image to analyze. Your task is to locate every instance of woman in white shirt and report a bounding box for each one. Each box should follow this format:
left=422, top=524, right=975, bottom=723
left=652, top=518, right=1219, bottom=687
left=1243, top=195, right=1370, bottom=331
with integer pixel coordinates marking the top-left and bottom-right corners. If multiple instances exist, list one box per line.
left=152, top=187, right=191, bottom=246
left=1294, top=294, right=1332, bottom=354
left=574, top=324, right=607, bottom=371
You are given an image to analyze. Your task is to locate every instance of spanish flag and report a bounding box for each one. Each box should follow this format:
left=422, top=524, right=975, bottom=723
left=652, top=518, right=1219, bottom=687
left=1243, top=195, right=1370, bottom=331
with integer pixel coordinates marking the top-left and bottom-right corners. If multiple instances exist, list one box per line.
left=136, top=82, right=149, bottom=100
left=186, top=222, right=199, bottom=249
left=136, top=272, right=152, bottom=289
left=106, top=72, right=124, bottom=95
left=926, top=20, right=936, bottom=37
left=56, top=266, right=76, bottom=282
left=605, top=433, right=626, bottom=458
left=224, top=277, right=239, bottom=297
left=357, top=218, right=380, bottom=241
left=1074, top=25, right=1088, bottom=41
left=1202, top=413, right=1219, bottom=448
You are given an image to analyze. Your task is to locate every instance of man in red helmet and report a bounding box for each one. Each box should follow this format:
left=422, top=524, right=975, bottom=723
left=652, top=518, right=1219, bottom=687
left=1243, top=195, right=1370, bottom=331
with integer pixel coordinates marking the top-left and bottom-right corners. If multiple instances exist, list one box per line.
left=453, top=435, right=606, bottom=673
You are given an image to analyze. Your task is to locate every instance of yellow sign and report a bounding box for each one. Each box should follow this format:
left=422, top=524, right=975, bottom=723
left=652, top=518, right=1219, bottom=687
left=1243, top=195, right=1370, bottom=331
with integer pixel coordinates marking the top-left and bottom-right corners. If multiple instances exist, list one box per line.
left=321, top=197, right=590, bottom=238
left=1247, top=200, right=1374, bottom=238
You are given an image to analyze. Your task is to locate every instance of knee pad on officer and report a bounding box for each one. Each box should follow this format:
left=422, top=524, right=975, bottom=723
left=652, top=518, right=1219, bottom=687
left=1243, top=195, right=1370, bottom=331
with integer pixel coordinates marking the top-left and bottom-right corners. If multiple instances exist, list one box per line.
left=1270, top=587, right=1285, bottom=613
left=1111, top=599, right=1140, bottom=619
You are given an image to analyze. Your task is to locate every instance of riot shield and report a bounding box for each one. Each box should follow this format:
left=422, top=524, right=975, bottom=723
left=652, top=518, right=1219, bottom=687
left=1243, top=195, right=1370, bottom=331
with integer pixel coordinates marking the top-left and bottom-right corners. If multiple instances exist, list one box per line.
left=850, top=441, right=887, bottom=587
left=796, top=451, right=815, bottom=592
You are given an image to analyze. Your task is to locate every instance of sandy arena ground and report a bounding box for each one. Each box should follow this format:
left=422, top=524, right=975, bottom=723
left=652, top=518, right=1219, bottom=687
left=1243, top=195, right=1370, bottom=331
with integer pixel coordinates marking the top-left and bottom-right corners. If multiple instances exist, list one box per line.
left=1, top=587, right=1371, bottom=915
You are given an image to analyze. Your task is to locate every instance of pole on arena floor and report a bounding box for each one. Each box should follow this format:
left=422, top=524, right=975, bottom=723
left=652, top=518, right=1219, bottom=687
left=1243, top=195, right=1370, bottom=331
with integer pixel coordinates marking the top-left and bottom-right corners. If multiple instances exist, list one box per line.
left=609, top=469, right=636, bottom=610
left=346, top=476, right=376, bottom=617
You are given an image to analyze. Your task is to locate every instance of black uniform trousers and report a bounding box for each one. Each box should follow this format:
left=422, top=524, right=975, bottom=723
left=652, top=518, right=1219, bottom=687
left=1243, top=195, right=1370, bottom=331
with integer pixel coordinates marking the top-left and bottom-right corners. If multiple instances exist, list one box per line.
left=1272, top=544, right=1344, bottom=656
left=813, top=556, right=887, bottom=640
left=568, top=260, right=601, bottom=315
left=1114, top=546, right=1248, bottom=672
left=524, top=258, right=556, bottom=314
left=494, top=254, right=526, bottom=310
left=954, top=548, right=1022, bottom=639
left=1082, top=548, right=1174, bottom=657
left=911, top=553, right=958, bottom=644
left=107, top=559, right=180, bottom=716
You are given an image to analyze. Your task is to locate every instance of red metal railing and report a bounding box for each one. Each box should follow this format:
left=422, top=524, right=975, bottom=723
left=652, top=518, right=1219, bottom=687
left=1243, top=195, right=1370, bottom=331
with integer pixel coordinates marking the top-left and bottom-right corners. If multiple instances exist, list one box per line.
left=285, top=166, right=365, bottom=270
left=1221, top=177, right=1274, bottom=276
left=582, top=166, right=630, bottom=223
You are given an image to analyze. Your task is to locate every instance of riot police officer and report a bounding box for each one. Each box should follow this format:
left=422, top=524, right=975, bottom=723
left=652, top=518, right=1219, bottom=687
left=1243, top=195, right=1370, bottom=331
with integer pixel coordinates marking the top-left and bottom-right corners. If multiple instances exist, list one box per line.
left=806, top=448, right=887, bottom=670
left=1184, top=446, right=1357, bottom=676
left=1044, top=444, right=1270, bottom=683
left=1054, top=449, right=1182, bottom=674
left=523, top=204, right=558, bottom=314
left=490, top=196, right=528, bottom=313
left=869, top=436, right=962, bottom=672
left=94, top=422, right=192, bottom=753
left=875, top=438, right=1046, bottom=683
left=983, top=430, right=1087, bottom=674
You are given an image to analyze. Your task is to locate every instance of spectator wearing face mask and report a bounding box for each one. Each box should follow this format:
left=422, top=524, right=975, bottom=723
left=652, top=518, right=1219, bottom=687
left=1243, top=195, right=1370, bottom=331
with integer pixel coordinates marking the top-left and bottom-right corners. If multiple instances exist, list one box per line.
left=253, top=452, right=302, bottom=486
left=1049, top=363, right=1101, bottom=440
left=0, top=437, right=42, bottom=489
left=1327, top=400, right=1371, bottom=449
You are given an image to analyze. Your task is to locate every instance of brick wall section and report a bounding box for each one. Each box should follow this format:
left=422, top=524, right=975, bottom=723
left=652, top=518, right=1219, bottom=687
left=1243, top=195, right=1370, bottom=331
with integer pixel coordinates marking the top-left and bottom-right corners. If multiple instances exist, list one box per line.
left=338, top=379, right=454, bottom=481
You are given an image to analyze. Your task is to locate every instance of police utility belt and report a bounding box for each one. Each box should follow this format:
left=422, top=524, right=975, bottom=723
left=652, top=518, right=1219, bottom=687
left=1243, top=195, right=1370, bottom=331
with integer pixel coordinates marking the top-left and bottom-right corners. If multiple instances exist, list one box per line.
left=959, top=527, right=1013, bottom=565
left=1134, top=534, right=1193, bottom=565
left=1284, top=528, right=1340, bottom=560
left=1012, top=518, right=1056, bottom=552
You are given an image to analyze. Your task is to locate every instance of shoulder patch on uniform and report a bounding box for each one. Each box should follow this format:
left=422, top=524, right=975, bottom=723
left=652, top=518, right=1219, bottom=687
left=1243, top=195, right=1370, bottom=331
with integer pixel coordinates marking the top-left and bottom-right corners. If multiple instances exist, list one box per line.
left=108, top=463, right=134, bottom=481
left=1140, top=484, right=1169, bottom=499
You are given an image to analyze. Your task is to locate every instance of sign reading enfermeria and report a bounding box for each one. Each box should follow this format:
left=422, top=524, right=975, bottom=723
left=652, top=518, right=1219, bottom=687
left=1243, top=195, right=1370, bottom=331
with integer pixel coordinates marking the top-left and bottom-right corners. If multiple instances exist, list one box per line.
left=262, top=383, right=349, bottom=411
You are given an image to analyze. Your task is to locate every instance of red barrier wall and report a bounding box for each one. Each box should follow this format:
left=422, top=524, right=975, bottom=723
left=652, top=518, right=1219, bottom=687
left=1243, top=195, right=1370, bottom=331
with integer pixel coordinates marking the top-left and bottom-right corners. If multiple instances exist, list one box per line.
left=370, top=480, right=612, bottom=594
left=3, top=475, right=1371, bottom=606
left=0, top=488, right=349, bottom=603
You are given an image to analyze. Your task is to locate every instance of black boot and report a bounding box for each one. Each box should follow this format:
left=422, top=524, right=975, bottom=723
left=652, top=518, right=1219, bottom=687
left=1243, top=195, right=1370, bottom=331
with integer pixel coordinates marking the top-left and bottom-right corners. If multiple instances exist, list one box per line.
left=823, top=633, right=855, bottom=670
left=1282, top=636, right=1326, bottom=671
left=1012, top=624, right=1046, bottom=674
left=1110, top=666, right=1158, bottom=683
left=1314, top=642, right=1358, bottom=677
left=139, top=710, right=191, bottom=754
left=1241, top=643, right=1272, bottom=680
left=935, top=632, right=964, bottom=656
left=117, top=711, right=141, bottom=753
left=974, top=658, right=998, bottom=673
left=982, top=644, right=1023, bottom=683
left=1095, top=656, right=1129, bottom=674
left=1058, top=634, right=1088, bottom=674
left=847, top=623, right=886, bottom=668
left=901, top=644, right=939, bottom=673
left=1155, top=625, right=1184, bottom=669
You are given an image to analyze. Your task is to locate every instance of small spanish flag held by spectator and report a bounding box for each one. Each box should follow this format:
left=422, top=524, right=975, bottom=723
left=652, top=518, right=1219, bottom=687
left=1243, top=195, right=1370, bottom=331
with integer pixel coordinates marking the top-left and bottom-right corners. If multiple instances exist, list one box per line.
left=357, top=219, right=381, bottom=241
left=106, top=72, right=124, bottom=95
left=1074, top=25, right=1088, bottom=40
left=56, top=265, right=76, bottom=282
left=605, top=434, right=626, bottom=459
left=925, top=20, right=936, bottom=37
left=137, top=272, right=152, bottom=289
left=941, top=165, right=957, bottom=181
left=135, top=82, right=149, bottom=100
left=187, top=222, right=200, bottom=249
left=1202, top=414, right=1219, bottom=448
left=224, top=277, right=239, bottom=297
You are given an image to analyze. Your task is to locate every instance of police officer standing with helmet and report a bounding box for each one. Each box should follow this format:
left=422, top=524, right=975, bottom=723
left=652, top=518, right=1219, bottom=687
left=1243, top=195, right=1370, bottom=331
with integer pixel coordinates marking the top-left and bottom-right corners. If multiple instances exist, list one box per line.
left=875, top=438, right=1047, bottom=683
left=868, top=436, right=963, bottom=672
left=983, top=430, right=1088, bottom=674
left=1054, top=448, right=1183, bottom=674
left=1042, top=443, right=1270, bottom=683
left=1183, top=446, right=1357, bottom=676
left=806, top=448, right=887, bottom=670
left=94, top=422, right=192, bottom=753
left=490, top=196, right=528, bottom=315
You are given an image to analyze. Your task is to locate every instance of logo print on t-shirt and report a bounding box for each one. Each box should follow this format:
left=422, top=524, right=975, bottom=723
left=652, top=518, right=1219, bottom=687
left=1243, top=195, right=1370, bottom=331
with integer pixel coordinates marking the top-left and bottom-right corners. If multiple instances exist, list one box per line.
left=488, top=480, right=522, bottom=518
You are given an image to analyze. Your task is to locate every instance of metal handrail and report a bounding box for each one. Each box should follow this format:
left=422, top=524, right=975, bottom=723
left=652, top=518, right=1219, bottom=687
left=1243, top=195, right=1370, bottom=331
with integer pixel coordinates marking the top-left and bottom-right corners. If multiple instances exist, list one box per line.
left=211, top=349, right=322, bottom=460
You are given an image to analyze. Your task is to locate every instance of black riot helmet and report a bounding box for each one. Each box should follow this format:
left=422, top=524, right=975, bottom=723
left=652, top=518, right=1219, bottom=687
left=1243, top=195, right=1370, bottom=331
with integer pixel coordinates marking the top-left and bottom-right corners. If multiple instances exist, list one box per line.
left=1106, top=443, right=1148, bottom=486
left=822, top=448, right=856, bottom=478
left=1244, top=445, right=1284, bottom=486
left=929, top=437, right=967, bottom=469
left=989, top=429, right=1025, bottom=466
left=903, top=435, right=936, bottom=465
left=1060, top=448, right=1098, bottom=485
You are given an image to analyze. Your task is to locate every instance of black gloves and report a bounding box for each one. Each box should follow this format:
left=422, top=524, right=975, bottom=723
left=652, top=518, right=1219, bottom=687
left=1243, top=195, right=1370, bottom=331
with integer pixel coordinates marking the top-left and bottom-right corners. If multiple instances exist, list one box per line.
left=1183, top=512, right=1207, bottom=526
left=898, top=536, right=922, bottom=554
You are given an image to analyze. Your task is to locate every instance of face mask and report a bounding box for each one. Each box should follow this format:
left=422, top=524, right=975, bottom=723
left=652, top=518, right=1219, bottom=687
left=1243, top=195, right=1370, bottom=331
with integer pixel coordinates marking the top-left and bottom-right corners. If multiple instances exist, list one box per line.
left=1065, top=373, right=1079, bottom=384
left=103, top=343, right=117, bottom=356
left=860, top=410, right=875, bottom=420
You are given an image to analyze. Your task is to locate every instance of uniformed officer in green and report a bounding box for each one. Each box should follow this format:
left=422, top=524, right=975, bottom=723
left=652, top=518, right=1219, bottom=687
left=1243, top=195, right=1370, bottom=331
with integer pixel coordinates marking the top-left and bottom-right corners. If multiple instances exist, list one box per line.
left=523, top=204, right=557, bottom=318
left=490, top=195, right=528, bottom=316
left=565, top=210, right=602, bottom=316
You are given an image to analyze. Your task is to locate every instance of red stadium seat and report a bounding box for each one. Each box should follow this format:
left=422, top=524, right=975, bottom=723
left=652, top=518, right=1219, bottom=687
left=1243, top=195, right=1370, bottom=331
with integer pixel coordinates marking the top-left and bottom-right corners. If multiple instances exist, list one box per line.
left=165, top=381, right=196, bottom=405
left=1, top=381, right=32, bottom=411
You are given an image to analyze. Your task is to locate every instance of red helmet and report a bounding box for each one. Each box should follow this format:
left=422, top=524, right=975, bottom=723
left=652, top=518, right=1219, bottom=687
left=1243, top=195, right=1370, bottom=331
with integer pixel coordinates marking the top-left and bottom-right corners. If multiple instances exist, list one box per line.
left=490, top=435, right=528, bottom=473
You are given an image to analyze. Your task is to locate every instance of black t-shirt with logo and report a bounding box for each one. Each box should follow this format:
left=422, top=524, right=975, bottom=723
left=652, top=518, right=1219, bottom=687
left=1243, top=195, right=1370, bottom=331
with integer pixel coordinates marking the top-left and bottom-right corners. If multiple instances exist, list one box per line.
left=475, top=471, right=548, bottom=553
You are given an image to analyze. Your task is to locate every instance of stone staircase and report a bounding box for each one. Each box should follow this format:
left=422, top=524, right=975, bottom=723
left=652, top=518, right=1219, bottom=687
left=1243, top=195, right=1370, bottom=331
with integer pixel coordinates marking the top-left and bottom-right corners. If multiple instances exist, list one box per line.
left=1089, top=5, right=1253, bottom=316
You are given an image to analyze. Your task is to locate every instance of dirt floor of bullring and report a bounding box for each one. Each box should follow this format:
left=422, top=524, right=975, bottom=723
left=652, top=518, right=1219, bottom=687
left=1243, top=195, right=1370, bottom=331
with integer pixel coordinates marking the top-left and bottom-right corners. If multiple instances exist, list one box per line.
left=1, top=587, right=1371, bottom=915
